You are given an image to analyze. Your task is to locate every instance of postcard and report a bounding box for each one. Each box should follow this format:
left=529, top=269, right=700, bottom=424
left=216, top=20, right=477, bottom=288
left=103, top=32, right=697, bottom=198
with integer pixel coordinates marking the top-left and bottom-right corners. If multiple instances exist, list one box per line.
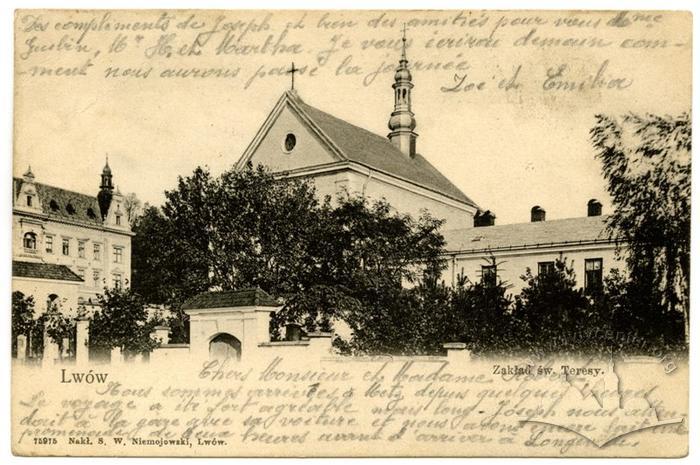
left=11, top=9, right=690, bottom=457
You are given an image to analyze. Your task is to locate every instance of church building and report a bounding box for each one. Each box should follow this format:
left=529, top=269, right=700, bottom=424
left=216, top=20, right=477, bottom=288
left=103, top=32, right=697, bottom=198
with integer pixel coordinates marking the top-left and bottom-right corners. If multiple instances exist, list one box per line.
left=236, top=33, right=623, bottom=294
left=12, top=161, right=133, bottom=317
left=236, top=36, right=479, bottom=230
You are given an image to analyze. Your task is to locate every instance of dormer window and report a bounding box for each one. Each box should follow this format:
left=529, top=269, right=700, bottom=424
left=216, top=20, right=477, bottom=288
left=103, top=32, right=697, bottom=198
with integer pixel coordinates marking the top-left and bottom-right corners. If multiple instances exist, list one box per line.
left=26, top=195, right=32, bottom=207
left=115, top=214, right=122, bottom=226
left=66, top=203, right=76, bottom=215
left=23, top=232, right=37, bottom=250
left=49, top=200, right=59, bottom=211
left=87, top=208, right=96, bottom=219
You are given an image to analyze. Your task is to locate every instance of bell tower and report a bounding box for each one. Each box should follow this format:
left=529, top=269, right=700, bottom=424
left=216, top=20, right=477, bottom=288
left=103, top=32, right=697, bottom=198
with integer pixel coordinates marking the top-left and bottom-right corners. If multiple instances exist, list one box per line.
left=387, top=25, right=418, bottom=158
left=98, top=156, right=114, bottom=220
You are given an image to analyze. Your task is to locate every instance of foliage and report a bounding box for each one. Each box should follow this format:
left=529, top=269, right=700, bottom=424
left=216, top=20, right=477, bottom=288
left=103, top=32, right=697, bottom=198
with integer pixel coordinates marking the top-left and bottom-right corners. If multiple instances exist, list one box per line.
left=39, top=310, right=75, bottom=349
left=514, top=259, right=596, bottom=355
left=449, top=278, right=517, bottom=355
left=11, top=291, right=35, bottom=357
left=590, top=112, right=690, bottom=345
left=89, top=287, right=160, bottom=356
left=123, top=192, right=143, bottom=227
left=130, top=163, right=448, bottom=350
left=340, top=281, right=453, bottom=356
left=132, top=204, right=202, bottom=306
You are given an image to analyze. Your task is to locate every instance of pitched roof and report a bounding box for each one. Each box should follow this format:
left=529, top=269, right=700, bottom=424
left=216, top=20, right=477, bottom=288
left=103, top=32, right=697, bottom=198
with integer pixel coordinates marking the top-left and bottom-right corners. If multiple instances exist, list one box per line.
left=442, top=215, right=614, bottom=253
left=12, top=261, right=84, bottom=282
left=294, top=96, right=478, bottom=207
left=14, top=178, right=103, bottom=226
left=182, top=287, right=280, bottom=310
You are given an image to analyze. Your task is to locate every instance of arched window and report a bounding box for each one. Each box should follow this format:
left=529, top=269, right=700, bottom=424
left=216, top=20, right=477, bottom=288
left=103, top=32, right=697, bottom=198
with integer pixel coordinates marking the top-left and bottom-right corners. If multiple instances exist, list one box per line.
left=47, top=294, right=60, bottom=312
left=49, top=200, right=59, bottom=211
left=209, top=333, right=242, bottom=360
left=66, top=203, right=76, bottom=214
left=23, top=232, right=36, bottom=250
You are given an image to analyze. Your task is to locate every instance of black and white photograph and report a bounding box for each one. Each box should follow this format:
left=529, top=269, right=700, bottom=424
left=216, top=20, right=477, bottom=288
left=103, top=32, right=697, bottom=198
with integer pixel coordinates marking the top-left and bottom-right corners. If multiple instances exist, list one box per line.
left=8, top=6, right=692, bottom=458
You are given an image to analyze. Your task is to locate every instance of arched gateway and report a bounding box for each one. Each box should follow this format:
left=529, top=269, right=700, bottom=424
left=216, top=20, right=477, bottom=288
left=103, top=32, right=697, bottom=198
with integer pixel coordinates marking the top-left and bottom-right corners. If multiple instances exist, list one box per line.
left=209, top=333, right=242, bottom=360
left=182, top=287, right=282, bottom=362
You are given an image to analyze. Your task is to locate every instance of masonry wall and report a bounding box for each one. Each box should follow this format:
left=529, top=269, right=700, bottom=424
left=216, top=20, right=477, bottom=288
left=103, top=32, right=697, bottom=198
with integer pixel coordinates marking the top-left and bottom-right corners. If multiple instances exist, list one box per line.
left=307, top=170, right=475, bottom=230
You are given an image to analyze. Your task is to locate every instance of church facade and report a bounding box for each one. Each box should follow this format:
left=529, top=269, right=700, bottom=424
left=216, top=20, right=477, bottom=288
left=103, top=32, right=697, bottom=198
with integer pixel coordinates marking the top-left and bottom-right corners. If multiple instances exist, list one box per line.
left=236, top=38, right=479, bottom=230
left=12, top=162, right=133, bottom=317
left=235, top=35, right=623, bottom=295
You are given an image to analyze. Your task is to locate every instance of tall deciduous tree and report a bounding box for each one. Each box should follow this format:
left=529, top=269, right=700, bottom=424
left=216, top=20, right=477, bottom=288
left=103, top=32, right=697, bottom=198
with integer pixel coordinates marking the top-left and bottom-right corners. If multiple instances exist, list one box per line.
left=590, top=113, right=690, bottom=344
left=123, top=193, right=143, bottom=227
left=12, top=291, right=35, bottom=357
left=89, top=287, right=159, bottom=357
left=130, top=163, right=448, bottom=350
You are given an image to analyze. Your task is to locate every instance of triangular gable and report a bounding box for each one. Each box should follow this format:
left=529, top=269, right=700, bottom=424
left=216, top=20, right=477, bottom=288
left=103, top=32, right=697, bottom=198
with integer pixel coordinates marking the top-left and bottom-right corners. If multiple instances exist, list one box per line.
left=236, top=91, right=347, bottom=172
left=236, top=91, right=479, bottom=209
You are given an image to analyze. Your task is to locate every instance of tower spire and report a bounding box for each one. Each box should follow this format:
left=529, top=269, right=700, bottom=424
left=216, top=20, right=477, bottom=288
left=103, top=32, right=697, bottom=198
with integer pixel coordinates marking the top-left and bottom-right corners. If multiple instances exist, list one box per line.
left=98, top=155, right=114, bottom=219
left=401, top=23, right=407, bottom=62
left=101, top=155, right=113, bottom=190
left=387, top=24, right=417, bottom=158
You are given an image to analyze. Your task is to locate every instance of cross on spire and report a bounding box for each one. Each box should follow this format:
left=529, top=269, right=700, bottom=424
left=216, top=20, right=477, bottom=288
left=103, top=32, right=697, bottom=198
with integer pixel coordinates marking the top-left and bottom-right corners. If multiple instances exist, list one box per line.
left=286, top=62, right=299, bottom=90
left=400, top=23, right=408, bottom=61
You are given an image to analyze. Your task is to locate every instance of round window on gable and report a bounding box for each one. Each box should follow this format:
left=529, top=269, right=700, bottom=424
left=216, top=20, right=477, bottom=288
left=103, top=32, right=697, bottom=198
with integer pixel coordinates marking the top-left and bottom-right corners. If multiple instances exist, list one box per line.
left=283, top=133, right=297, bottom=153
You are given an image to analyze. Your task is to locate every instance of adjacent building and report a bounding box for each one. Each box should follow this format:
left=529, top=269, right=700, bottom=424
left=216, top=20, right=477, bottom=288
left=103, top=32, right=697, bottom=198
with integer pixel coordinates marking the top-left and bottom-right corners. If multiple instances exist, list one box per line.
left=441, top=202, right=624, bottom=294
left=12, top=162, right=133, bottom=316
left=236, top=34, right=624, bottom=294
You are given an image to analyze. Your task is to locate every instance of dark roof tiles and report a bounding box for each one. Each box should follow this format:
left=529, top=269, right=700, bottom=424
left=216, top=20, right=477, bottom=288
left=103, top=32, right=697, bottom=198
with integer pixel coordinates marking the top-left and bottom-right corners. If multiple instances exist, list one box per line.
left=14, top=178, right=103, bottom=226
left=12, top=261, right=84, bottom=282
left=442, top=215, right=613, bottom=253
left=295, top=97, right=478, bottom=208
left=182, top=287, right=280, bottom=310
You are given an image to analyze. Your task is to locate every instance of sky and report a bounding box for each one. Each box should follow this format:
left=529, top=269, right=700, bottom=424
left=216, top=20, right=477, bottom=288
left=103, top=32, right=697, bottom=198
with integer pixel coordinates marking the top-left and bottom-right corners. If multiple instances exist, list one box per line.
left=13, top=9, right=691, bottom=225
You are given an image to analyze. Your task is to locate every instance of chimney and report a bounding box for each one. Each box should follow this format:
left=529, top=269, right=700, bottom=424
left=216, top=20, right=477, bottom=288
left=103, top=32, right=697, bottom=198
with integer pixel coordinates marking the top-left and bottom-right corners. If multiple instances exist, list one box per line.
left=531, top=206, right=546, bottom=222
left=587, top=199, right=602, bottom=217
left=474, top=210, right=496, bottom=227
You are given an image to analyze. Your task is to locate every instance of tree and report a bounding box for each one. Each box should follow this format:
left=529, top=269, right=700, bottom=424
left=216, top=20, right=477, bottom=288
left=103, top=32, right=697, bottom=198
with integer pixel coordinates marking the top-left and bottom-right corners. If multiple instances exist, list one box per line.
left=514, top=259, right=593, bottom=355
left=130, top=163, right=449, bottom=353
left=131, top=205, right=200, bottom=306
left=89, top=287, right=159, bottom=357
left=12, top=291, right=35, bottom=357
left=449, top=276, right=517, bottom=355
left=123, top=193, right=143, bottom=227
left=591, top=113, right=690, bottom=345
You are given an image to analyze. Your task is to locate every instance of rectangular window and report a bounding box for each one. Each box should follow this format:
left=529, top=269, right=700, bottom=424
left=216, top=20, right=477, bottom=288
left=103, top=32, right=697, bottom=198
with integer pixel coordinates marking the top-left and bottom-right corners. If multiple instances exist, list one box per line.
left=45, top=236, right=53, bottom=254
left=113, top=246, right=123, bottom=264
left=93, top=270, right=101, bottom=288
left=78, top=240, right=86, bottom=258
left=481, top=265, right=497, bottom=287
left=62, top=238, right=70, bottom=256
left=112, top=274, right=122, bottom=289
left=26, top=195, right=32, bottom=207
left=585, top=258, right=603, bottom=293
left=116, top=214, right=122, bottom=226
left=77, top=268, right=86, bottom=281
left=93, top=243, right=101, bottom=261
left=538, top=261, right=555, bottom=276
